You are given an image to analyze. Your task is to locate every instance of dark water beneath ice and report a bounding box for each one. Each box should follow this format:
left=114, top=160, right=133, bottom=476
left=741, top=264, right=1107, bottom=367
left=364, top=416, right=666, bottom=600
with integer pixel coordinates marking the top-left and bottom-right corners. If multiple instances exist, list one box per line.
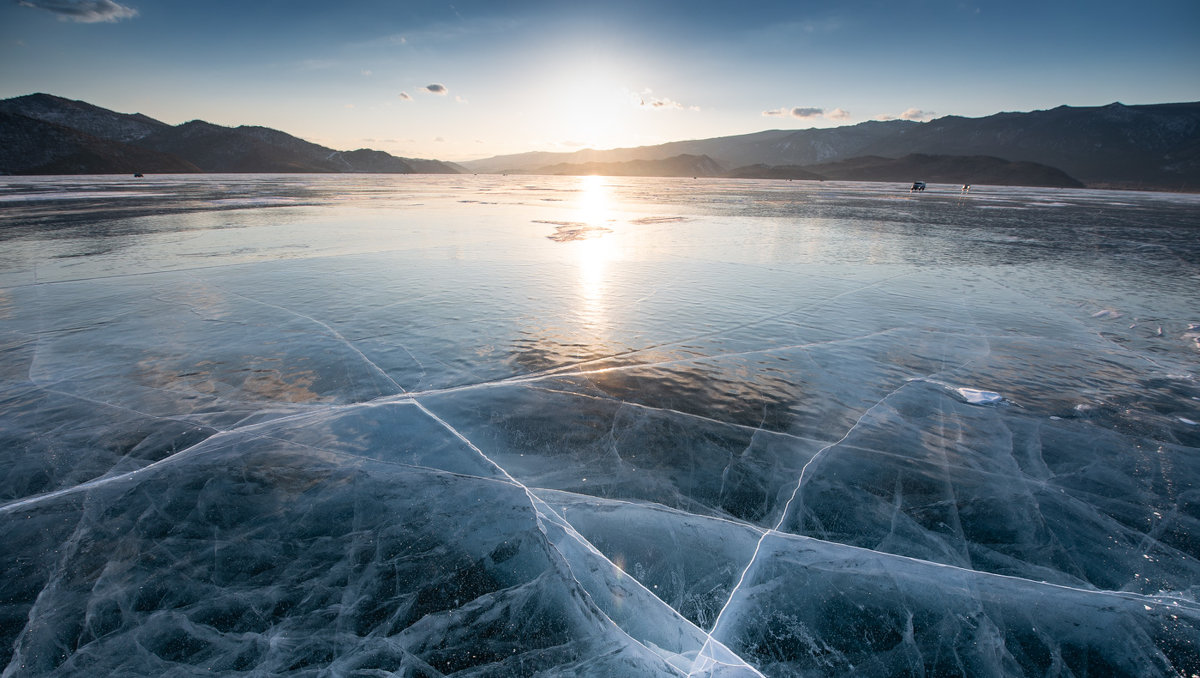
left=1, top=174, right=1199, bottom=676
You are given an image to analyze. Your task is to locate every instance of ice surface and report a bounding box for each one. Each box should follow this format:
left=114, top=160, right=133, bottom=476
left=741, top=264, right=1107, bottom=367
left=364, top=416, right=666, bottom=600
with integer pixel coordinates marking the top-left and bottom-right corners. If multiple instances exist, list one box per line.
left=2, top=175, right=1199, bottom=676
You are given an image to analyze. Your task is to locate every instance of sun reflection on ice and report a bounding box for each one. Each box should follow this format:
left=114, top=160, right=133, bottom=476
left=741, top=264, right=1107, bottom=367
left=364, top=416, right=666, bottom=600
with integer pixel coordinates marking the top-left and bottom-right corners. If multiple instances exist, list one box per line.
left=576, top=175, right=613, bottom=222
left=572, top=176, right=619, bottom=329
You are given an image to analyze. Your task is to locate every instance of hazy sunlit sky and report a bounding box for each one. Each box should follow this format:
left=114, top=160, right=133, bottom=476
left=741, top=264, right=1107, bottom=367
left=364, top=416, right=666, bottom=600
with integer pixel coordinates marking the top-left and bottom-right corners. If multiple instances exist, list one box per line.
left=2, top=0, right=1197, bottom=161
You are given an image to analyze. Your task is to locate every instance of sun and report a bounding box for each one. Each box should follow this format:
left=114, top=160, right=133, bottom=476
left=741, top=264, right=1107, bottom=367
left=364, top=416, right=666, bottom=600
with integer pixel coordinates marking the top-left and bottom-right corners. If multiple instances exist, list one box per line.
left=552, top=65, right=637, bottom=149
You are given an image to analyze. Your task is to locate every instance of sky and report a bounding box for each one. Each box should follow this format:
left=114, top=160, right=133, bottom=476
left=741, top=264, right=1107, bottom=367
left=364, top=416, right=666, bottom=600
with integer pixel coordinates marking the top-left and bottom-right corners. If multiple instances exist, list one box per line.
left=2, top=0, right=1198, bottom=161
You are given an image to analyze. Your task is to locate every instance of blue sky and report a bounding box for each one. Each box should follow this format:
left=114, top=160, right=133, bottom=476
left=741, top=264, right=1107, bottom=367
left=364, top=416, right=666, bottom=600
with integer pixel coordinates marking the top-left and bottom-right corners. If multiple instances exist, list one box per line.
left=2, top=0, right=1198, bottom=160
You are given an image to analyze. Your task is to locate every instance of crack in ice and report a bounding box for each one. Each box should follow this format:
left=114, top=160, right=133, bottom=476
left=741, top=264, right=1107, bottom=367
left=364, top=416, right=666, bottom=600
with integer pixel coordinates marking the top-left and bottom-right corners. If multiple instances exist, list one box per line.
left=218, top=287, right=407, bottom=394
left=0, top=403, right=363, bottom=515
left=409, top=398, right=762, bottom=676
left=692, top=287, right=996, bottom=674
left=687, top=379, right=916, bottom=675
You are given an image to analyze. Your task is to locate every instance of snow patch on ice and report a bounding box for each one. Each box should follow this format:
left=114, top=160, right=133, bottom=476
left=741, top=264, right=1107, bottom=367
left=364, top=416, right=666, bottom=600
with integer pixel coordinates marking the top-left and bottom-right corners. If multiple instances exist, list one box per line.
left=909, top=378, right=1006, bottom=406
left=956, top=387, right=1005, bottom=405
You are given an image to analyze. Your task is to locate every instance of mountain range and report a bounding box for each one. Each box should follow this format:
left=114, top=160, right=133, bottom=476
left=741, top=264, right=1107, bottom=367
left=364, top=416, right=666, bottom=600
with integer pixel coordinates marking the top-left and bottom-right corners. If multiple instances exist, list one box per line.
left=0, top=94, right=462, bottom=175
left=466, top=101, right=1200, bottom=191
left=2, top=94, right=1198, bottom=191
left=496, top=152, right=1083, bottom=188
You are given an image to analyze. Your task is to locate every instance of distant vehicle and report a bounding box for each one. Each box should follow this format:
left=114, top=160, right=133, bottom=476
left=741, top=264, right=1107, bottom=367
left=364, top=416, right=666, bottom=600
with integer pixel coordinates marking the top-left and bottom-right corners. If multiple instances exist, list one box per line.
left=133, top=173, right=144, bottom=178
left=910, top=181, right=926, bottom=192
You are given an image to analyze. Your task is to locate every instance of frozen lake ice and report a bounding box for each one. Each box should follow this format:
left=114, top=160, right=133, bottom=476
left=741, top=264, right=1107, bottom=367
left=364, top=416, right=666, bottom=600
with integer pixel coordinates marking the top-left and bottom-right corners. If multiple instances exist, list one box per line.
left=1, top=174, right=1199, bottom=676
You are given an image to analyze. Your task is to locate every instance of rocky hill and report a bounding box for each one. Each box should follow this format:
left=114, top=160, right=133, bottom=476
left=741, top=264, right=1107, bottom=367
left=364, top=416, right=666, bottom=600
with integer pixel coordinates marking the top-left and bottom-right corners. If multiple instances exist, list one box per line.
left=0, top=92, right=169, bottom=143
left=0, top=111, right=199, bottom=174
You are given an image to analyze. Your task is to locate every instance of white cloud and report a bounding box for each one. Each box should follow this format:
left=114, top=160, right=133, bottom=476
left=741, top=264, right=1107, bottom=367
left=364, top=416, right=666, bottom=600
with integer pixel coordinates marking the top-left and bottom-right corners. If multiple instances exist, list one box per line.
left=455, top=95, right=468, bottom=104
left=425, top=83, right=448, bottom=95
left=361, top=69, right=372, bottom=77
left=17, top=0, right=137, bottom=22
left=631, top=89, right=696, bottom=112
left=647, top=97, right=682, bottom=110
left=398, top=92, right=413, bottom=101
left=869, top=108, right=934, bottom=121
left=763, top=106, right=847, bottom=121
left=900, top=108, right=936, bottom=121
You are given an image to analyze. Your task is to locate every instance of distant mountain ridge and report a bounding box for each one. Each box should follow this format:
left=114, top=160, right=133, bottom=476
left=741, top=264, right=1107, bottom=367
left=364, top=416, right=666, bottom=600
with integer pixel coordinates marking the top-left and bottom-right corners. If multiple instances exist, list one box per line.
left=525, top=154, right=724, bottom=178
left=518, top=152, right=1083, bottom=188
left=0, top=93, right=462, bottom=175
left=795, top=154, right=1084, bottom=188
left=466, top=101, right=1200, bottom=191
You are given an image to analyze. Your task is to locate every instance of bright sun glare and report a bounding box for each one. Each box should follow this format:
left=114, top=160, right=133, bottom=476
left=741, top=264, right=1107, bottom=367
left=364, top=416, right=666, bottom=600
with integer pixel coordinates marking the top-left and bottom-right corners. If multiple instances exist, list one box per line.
left=554, top=66, right=636, bottom=149
left=577, top=174, right=614, bottom=224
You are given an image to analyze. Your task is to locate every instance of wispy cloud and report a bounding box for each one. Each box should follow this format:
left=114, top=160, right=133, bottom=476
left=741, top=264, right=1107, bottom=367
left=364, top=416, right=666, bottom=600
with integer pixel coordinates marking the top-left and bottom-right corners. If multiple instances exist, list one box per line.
left=787, top=17, right=843, bottom=35
left=455, top=95, right=468, bottom=104
left=17, top=0, right=137, bottom=23
left=425, top=83, right=447, bottom=95
left=750, top=16, right=845, bottom=44
left=827, top=108, right=851, bottom=120
left=300, top=58, right=336, bottom=70
left=398, top=92, right=413, bottom=101
left=363, top=16, right=521, bottom=48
